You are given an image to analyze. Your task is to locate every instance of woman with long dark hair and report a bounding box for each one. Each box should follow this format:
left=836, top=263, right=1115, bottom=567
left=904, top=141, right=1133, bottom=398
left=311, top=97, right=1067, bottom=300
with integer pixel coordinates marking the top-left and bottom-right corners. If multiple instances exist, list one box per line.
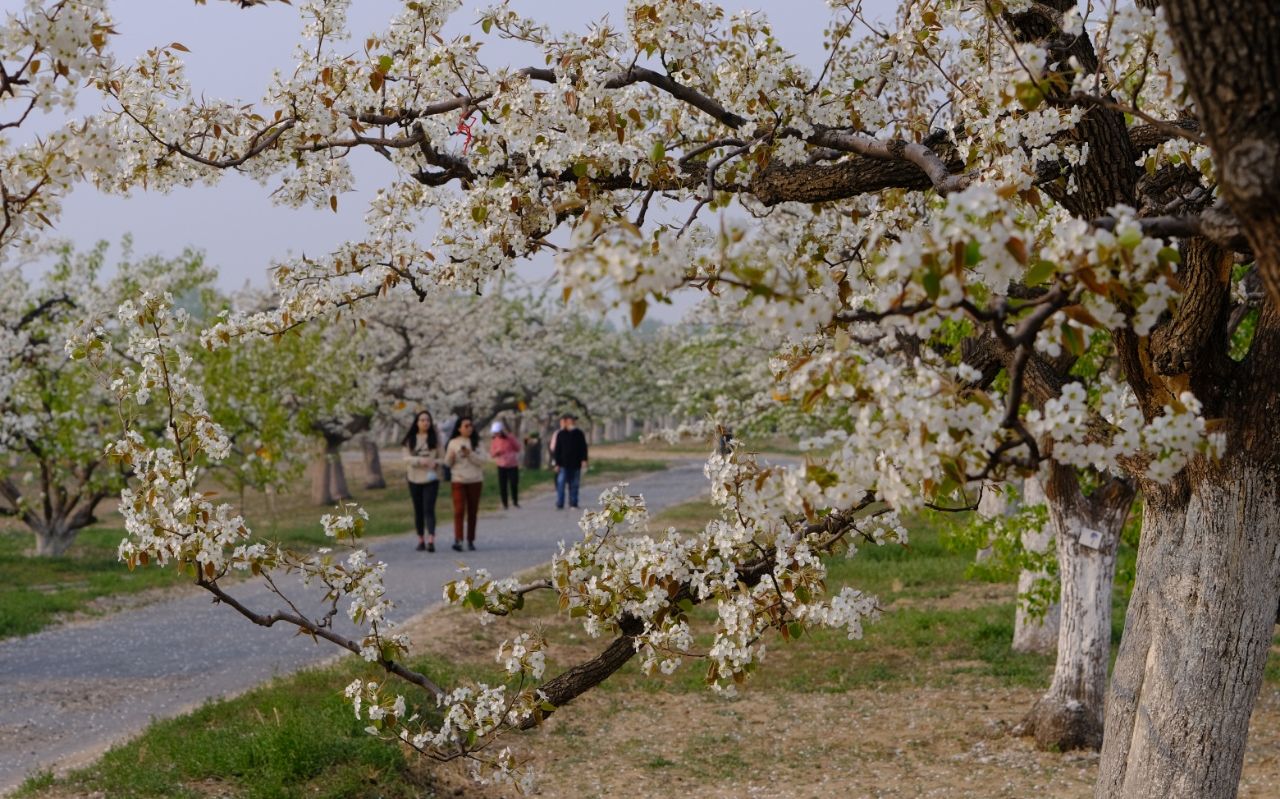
left=401, top=410, right=441, bottom=552
left=444, top=416, right=485, bottom=551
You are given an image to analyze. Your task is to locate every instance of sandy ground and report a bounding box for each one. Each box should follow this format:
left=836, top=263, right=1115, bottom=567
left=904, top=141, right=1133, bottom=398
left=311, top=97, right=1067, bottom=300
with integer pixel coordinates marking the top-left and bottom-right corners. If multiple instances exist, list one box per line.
left=399, top=588, right=1280, bottom=799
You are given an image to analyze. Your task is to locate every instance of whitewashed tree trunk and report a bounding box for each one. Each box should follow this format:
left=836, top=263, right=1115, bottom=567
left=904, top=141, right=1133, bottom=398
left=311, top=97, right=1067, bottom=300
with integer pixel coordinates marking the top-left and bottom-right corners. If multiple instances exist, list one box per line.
left=974, top=483, right=1006, bottom=564
left=1013, top=476, right=1059, bottom=655
left=33, top=523, right=75, bottom=557
left=1096, top=465, right=1280, bottom=798
left=1019, top=466, right=1133, bottom=751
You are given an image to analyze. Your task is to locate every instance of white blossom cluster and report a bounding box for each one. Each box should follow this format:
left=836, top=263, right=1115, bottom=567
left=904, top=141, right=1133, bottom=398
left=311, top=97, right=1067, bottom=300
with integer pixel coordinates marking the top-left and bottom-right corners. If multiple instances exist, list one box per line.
left=70, top=291, right=413, bottom=673
left=444, top=469, right=889, bottom=695
left=1, top=1, right=118, bottom=260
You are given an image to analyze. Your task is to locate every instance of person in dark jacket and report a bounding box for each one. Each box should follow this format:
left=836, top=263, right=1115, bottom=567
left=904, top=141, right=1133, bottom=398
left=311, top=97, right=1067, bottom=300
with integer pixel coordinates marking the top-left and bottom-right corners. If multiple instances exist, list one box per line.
left=522, top=431, right=542, bottom=470
left=550, top=413, right=589, bottom=509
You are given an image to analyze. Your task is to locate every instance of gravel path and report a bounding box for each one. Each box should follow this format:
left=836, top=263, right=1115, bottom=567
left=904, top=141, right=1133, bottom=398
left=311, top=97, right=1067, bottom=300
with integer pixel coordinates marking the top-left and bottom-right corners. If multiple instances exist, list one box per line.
left=0, top=462, right=708, bottom=794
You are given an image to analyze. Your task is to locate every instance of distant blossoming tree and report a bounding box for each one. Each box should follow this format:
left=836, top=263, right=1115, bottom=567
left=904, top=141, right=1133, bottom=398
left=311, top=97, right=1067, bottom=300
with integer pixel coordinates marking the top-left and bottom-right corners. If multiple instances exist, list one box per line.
left=0, top=240, right=209, bottom=554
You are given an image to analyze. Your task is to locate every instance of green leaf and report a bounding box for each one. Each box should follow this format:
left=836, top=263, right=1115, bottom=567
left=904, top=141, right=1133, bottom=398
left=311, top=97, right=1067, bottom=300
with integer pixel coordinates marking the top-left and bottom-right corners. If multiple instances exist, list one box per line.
left=1025, top=259, right=1056, bottom=287
left=464, top=589, right=486, bottom=610
left=572, top=161, right=589, bottom=178
left=471, top=205, right=488, bottom=223
left=1062, top=322, right=1085, bottom=356
left=787, top=622, right=804, bottom=640
left=1117, top=227, right=1144, bottom=249
left=1015, top=81, right=1044, bottom=111
left=964, top=239, right=981, bottom=266
left=378, top=55, right=394, bottom=73
left=651, top=139, right=665, bottom=162
left=1157, top=246, right=1181, bottom=265
left=922, top=269, right=941, bottom=301
left=481, top=17, right=493, bottom=33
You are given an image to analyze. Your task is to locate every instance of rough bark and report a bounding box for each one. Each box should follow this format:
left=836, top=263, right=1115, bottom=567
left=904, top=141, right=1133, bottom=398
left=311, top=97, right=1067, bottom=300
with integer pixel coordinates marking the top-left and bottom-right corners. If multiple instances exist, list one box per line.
left=1096, top=464, right=1280, bottom=798
left=1012, top=476, right=1059, bottom=656
left=1097, top=284, right=1279, bottom=798
left=1160, top=0, right=1280, bottom=307
left=361, top=436, right=386, bottom=490
left=1019, top=467, right=1133, bottom=751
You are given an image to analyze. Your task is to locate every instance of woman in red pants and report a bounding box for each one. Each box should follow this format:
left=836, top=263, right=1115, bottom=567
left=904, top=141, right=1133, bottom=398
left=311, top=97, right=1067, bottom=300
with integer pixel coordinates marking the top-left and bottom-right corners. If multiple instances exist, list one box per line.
left=444, top=417, right=485, bottom=551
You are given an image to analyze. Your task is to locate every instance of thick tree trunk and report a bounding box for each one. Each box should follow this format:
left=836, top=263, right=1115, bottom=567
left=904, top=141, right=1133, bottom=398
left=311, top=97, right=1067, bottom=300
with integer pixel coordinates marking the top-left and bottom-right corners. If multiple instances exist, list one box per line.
left=328, top=449, right=352, bottom=501
left=361, top=437, right=386, bottom=490
left=310, top=454, right=334, bottom=506
left=1020, top=469, right=1132, bottom=751
left=1012, top=476, right=1059, bottom=656
left=973, top=483, right=1005, bottom=565
left=33, top=524, right=75, bottom=557
left=1095, top=465, right=1280, bottom=798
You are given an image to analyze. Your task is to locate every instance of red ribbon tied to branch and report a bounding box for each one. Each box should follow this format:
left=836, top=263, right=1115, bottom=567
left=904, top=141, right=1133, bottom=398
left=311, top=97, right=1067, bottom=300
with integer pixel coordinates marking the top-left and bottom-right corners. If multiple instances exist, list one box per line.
left=456, top=114, right=476, bottom=154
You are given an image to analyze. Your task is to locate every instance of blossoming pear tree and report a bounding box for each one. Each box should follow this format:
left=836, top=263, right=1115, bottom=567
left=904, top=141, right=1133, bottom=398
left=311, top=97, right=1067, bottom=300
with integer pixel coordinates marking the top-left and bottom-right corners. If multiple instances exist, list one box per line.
left=195, top=289, right=360, bottom=506
left=11, top=0, right=1280, bottom=795
left=0, top=240, right=210, bottom=555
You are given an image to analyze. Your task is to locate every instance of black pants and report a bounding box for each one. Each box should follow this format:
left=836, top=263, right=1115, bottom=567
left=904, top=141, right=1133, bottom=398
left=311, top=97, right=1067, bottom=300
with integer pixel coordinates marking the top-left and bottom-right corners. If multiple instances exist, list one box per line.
left=408, top=480, right=439, bottom=539
left=497, top=466, right=520, bottom=507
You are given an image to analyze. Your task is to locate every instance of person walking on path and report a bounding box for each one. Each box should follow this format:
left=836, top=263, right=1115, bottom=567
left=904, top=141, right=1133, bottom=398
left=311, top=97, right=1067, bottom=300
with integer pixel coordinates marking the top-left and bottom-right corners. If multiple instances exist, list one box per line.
left=551, top=413, right=589, bottom=509
left=522, top=431, right=542, bottom=471
left=445, top=416, right=485, bottom=551
left=402, top=410, right=442, bottom=552
left=490, top=420, right=522, bottom=509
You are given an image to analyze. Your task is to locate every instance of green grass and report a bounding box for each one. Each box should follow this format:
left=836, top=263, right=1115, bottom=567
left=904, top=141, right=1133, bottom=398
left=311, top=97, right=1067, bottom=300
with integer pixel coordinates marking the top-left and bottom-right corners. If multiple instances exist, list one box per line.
left=0, top=458, right=667, bottom=640
left=14, top=653, right=477, bottom=799
left=0, top=528, right=189, bottom=639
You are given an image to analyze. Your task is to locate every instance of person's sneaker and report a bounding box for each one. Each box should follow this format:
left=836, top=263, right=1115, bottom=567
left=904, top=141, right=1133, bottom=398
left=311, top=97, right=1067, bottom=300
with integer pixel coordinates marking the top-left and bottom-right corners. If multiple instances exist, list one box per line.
left=415, top=541, right=426, bottom=552
left=467, top=542, right=476, bottom=551
left=570, top=504, right=579, bottom=509
left=426, top=542, right=435, bottom=553
left=452, top=542, right=463, bottom=552
left=513, top=503, right=520, bottom=508
left=555, top=504, right=564, bottom=510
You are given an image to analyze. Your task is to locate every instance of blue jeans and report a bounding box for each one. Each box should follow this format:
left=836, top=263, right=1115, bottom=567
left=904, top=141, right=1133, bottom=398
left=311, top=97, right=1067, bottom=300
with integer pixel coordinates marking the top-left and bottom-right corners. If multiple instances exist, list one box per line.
left=556, top=466, right=582, bottom=508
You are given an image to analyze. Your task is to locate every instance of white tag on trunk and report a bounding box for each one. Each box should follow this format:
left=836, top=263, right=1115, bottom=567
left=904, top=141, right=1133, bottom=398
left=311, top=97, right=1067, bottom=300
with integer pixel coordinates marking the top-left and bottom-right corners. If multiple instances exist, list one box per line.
left=1078, top=527, right=1104, bottom=550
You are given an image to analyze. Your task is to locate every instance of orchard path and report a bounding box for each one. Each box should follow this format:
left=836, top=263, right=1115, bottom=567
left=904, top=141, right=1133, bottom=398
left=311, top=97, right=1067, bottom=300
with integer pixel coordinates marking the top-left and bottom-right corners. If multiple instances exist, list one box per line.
left=0, top=461, right=708, bottom=795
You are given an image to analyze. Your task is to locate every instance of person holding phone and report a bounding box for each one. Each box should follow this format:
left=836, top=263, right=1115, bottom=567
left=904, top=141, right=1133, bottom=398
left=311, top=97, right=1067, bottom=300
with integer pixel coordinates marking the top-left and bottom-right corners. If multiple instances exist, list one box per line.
left=401, top=410, right=441, bottom=552
left=445, top=416, right=485, bottom=551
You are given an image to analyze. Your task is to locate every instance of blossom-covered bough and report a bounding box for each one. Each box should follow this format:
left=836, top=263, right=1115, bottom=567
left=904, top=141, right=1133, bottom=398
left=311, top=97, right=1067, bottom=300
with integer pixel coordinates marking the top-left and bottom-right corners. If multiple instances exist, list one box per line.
left=13, top=0, right=1280, bottom=796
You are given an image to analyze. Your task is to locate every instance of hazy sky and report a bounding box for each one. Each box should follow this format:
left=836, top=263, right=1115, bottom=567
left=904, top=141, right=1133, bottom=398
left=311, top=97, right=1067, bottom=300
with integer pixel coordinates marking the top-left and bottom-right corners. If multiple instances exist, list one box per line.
left=24, top=0, right=896, bottom=319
